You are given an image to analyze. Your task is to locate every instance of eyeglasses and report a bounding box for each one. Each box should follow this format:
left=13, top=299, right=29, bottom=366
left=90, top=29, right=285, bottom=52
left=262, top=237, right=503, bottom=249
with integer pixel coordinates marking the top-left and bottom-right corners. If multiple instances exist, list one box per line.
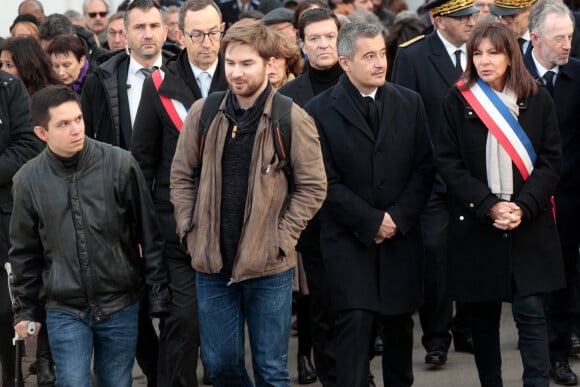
left=88, top=11, right=108, bottom=18
left=185, top=30, right=223, bottom=44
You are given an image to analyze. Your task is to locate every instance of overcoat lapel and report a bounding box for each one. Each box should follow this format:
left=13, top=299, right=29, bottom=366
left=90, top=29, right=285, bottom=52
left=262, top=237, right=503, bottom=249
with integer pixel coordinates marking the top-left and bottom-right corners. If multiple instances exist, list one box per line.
left=331, top=83, right=376, bottom=142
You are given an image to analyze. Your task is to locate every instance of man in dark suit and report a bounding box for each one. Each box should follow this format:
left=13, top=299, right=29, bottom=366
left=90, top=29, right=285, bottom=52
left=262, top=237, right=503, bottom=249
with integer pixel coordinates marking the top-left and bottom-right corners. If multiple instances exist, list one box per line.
left=391, top=0, right=480, bottom=366
left=80, top=1, right=169, bottom=386
left=278, top=8, right=343, bottom=386
left=131, top=0, right=228, bottom=385
left=526, top=1, right=580, bottom=384
left=306, top=22, right=434, bottom=386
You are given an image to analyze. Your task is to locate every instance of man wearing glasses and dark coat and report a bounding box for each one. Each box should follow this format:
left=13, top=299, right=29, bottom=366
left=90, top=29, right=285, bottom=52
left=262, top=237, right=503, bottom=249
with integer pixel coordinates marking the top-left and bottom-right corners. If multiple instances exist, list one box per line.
left=131, top=0, right=228, bottom=385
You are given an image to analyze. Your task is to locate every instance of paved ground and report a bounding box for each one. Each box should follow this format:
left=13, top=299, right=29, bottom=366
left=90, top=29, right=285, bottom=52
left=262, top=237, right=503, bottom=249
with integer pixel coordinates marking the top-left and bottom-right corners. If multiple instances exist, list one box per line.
left=3, top=303, right=576, bottom=386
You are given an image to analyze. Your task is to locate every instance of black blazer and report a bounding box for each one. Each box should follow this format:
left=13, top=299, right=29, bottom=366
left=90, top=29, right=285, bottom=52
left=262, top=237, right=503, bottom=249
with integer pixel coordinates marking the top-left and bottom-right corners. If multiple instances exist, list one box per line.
left=305, top=76, right=434, bottom=314
left=436, top=86, right=565, bottom=302
left=391, top=32, right=459, bottom=139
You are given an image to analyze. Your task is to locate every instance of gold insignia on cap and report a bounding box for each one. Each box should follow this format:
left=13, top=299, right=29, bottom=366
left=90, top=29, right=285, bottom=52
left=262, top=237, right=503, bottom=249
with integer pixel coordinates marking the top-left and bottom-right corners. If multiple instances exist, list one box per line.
left=431, top=0, right=476, bottom=15
left=493, top=0, right=536, bottom=9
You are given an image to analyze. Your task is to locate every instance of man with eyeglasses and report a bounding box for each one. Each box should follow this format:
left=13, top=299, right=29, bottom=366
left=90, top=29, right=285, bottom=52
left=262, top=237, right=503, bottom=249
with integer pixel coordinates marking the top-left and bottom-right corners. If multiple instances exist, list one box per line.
left=104, top=11, right=127, bottom=51
left=391, top=0, right=480, bottom=369
left=81, top=1, right=169, bottom=385
left=524, top=1, right=580, bottom=385
left=83, top=0, right=110, bottom=47
left=131, top=0, right=228, bottom=385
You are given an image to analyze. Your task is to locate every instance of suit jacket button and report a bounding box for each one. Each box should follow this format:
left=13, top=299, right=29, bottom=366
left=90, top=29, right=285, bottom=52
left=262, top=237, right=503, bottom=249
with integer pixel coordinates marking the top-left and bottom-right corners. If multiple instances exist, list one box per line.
left=468, top=202, right=475, bottom=208
left=502, top=233, right=508, bottom=238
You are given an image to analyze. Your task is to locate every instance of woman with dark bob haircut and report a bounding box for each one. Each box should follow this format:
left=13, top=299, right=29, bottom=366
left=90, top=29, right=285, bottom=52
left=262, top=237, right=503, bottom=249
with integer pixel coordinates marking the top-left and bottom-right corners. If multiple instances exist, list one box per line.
left=436, top=21, right=564, bottom=387
left=0, top=37, right=60, bottom=96
left=47, top=34, right=90, bottom=94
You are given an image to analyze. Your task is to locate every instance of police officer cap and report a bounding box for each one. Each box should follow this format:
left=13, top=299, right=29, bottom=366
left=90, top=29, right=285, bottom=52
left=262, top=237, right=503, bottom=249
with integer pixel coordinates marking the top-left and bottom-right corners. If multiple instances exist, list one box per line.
left=424, top=0, right=480, bottom=17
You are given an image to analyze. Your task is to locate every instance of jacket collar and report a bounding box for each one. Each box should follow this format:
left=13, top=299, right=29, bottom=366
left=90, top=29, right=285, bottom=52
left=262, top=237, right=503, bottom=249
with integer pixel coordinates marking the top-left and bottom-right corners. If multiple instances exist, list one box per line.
left=427, top=32, right=460, bottom=88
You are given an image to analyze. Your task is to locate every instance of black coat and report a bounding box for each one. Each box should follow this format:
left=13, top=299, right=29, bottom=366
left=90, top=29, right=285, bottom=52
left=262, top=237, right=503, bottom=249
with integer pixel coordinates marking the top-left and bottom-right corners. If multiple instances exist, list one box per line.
left=391, top=32, right=459, bottom=139
left=305, top=76, right=435, bottom=314
left=218, top=0, right=260, bottom=28
left=81, top=50, right=174, bottom=150
left=131, top=50, right=228, bottom=246
left=10, top=139, right=170, bottom=323
left=278, top=72, right=315, bottom=109
left=436, top=86, right=565, bottom=302
left=0, top=72, right=44, bottom=263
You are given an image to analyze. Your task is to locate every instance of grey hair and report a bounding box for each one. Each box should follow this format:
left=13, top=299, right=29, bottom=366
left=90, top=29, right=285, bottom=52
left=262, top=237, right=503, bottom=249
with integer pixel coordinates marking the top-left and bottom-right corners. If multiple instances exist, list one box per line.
left=347, top=10, right=384, bottom=31
left=337, top=22, right=383, bottom=59
left=528, top=0, right=574, bottom=35
left=18, top=0, right=44, bottom=15
left=64, top=9, right=84, bottom=23
left=38, top=13, right=74, bottom=40
left=82, top=0, right=110, bottom=15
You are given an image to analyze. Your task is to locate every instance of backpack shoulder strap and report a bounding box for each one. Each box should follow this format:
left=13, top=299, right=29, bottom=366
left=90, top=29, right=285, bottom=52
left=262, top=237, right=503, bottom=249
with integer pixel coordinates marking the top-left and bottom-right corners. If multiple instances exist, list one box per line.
left=199, top=90, right=227, bottom=159
left=270, top=93, right=294, bottom=177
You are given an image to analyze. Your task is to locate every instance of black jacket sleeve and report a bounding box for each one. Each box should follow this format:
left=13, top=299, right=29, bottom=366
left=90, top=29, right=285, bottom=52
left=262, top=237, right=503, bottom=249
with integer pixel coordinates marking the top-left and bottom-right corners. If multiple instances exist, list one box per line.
left=0, top=76, right=43, bottom=190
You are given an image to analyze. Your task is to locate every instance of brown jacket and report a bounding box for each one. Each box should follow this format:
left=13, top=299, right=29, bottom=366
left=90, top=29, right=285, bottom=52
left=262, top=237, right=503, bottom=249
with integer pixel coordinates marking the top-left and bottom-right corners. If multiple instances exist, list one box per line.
left=170, top=88, right=327, bottom=283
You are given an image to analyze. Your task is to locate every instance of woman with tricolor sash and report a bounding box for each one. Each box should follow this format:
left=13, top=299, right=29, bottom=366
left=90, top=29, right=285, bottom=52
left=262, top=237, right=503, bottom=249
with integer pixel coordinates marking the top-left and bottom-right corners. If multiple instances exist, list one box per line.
left=436, top=21, right=565, bottom=387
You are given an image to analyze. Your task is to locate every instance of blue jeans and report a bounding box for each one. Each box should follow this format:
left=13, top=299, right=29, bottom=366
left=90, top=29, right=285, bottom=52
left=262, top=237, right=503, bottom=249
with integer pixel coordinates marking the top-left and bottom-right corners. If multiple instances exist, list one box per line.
left=471, top=289, right=549, bottom=387
left=197, top=269, right=294, bottom=387
left=46, top=302, right=138, bottom=387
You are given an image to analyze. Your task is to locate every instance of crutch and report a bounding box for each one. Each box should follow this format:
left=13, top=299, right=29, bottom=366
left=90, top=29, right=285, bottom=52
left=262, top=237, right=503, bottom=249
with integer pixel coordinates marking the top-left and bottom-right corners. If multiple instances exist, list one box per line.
left=4, top=262, right=35, bottom=387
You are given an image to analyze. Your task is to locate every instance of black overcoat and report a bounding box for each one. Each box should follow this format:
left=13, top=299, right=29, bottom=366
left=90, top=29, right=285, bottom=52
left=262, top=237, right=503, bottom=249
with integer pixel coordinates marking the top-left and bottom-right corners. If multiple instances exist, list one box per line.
left=305, top=76, right=435, bottom=314
left=436, top=85, right=565, bottom=302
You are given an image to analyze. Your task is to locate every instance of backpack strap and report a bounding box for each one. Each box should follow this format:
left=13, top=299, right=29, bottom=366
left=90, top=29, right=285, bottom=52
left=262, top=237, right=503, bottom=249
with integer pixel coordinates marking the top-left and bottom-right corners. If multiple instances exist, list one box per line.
left=270, top=93, right=294, bottom=178
left=198, top=90, right=227, bottom=160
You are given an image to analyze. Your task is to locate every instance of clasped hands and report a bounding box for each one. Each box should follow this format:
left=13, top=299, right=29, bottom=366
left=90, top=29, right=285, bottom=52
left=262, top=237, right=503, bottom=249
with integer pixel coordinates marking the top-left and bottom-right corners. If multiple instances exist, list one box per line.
left=374, top=212, right=397, bottom=244
left=488, top=201, right=523, bottom=231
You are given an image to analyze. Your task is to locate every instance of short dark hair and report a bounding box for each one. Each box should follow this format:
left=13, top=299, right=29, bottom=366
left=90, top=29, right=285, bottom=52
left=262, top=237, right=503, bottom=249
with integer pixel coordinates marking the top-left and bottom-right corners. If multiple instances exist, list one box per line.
left=31, top=85, right=80, bottom=129
left=124, top=0, right=164, bottom=28
left=179, top=0, right=222, bottom=32
left=38, top=13, right=75, bottom=41
left=47, top=35, right=85, bottom=62
left=298, top=7, right=340, bottom=42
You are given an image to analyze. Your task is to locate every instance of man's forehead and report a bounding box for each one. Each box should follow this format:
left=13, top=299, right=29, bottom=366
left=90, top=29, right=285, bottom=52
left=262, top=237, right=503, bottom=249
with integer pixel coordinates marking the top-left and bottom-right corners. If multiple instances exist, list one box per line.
left=304, top=19, right=338, bottom=36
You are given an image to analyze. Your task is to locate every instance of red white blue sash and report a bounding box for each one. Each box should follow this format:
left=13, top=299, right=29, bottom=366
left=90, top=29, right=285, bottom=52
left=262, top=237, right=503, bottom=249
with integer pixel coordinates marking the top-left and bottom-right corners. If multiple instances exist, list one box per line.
left=457, top=78, right=536, bottom=180
left=151, top=69, right=189, bottom=132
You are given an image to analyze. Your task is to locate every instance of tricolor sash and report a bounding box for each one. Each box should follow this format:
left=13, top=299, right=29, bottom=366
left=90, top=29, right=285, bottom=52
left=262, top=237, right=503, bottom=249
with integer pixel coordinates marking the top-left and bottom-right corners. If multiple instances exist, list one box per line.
left=457, top=78, right=536, bottom=180
left=151, top=69, right=189, bottom=132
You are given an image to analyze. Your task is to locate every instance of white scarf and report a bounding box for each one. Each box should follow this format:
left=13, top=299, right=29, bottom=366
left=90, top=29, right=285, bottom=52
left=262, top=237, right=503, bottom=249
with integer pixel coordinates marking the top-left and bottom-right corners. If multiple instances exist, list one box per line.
left=485, top=87, right=519, bottom=200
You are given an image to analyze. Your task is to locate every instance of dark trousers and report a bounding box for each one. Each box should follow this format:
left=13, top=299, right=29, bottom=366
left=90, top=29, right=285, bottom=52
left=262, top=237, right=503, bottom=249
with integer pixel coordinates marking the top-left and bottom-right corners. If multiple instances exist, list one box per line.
left=161, top=244, right=200, bottom=387
left=419, top=190, right=471, bottom=352
left=301, top=251, right=337, bottom=387
left=296, top=295, right=313, bottom=357
left=0, top=265, right=16, bottom=386
left=136, top=290, right=161, bottom=387
left=548, top=202, right=580, bottom=362
left=470, top=290, right=549, bottom=387
left=335, top=309, right=414, bottom=387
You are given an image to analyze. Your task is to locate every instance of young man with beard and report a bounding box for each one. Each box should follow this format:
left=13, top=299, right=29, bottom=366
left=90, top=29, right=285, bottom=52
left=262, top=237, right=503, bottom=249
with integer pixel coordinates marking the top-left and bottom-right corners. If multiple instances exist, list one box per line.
left=170, top=18, right=326, bottom=385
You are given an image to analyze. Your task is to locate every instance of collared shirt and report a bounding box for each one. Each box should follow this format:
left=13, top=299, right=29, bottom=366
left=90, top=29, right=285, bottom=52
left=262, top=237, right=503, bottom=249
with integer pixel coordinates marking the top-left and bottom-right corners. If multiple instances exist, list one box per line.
left=127, top=55, right=163, bottom=127
left=520, top=30, right=531, bottom=55
left=360, top=88, right=378, bottom=100
left=437, top=30, right=467, bottom=72
left=531, top=48, right=559, bottom=83
left=190, top=59, right=219, bottom=94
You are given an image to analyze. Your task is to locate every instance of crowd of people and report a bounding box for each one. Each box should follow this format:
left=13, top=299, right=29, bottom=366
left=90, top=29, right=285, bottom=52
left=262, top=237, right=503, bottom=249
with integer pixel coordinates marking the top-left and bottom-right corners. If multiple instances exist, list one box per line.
left=0, top=0, right=579, bottom=386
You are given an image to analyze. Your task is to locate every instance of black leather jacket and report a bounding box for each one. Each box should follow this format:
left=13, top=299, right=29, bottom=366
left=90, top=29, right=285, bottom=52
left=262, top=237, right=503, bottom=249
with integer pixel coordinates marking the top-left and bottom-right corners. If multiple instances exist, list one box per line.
left=9, top=138, right=170, bottom=323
